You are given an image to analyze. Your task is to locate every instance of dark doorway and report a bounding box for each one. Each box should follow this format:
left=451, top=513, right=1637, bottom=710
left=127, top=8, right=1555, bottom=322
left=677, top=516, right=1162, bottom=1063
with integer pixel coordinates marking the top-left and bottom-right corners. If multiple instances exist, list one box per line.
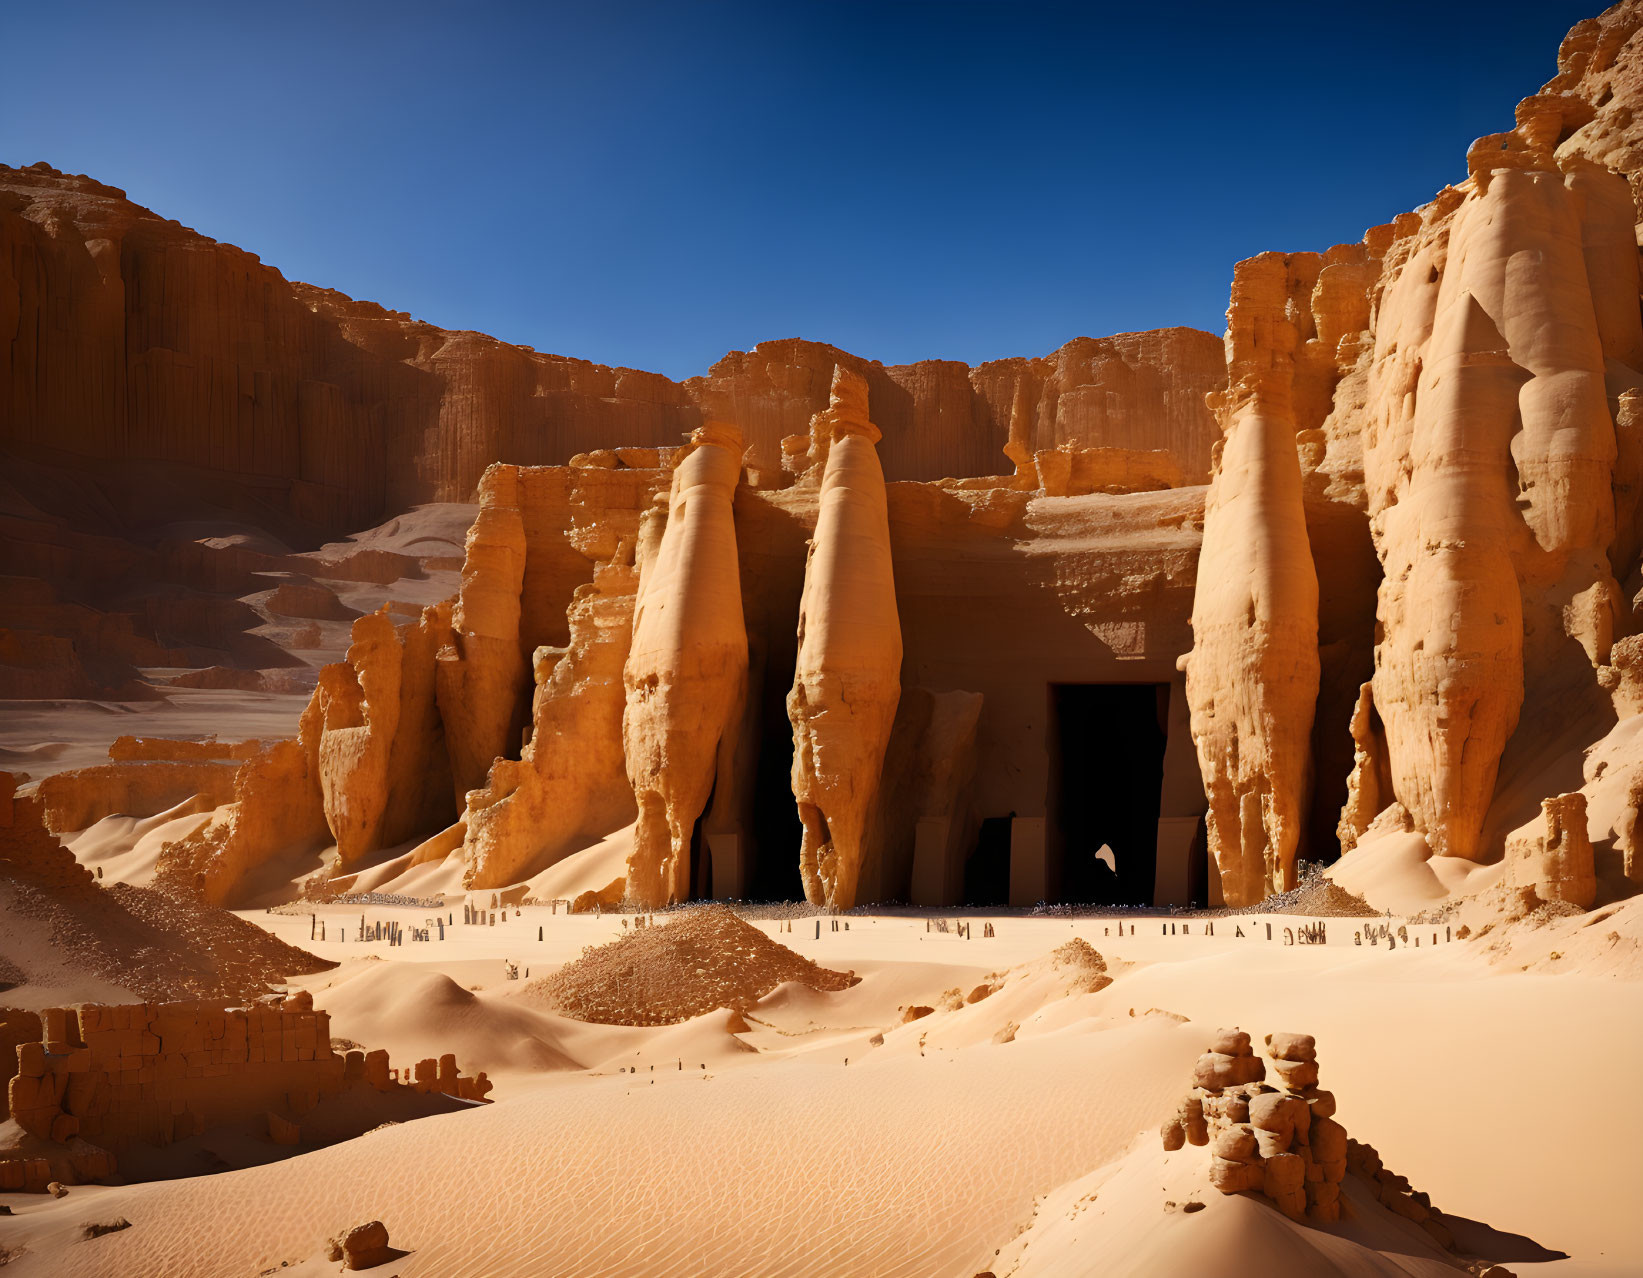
left=746, top=689, right=805, bottom=902
left=963, top=815, right=1013, bottom=907
left=1048, top=683, right=1168, bottom=905
left=689, top=802, right=713, bottom=900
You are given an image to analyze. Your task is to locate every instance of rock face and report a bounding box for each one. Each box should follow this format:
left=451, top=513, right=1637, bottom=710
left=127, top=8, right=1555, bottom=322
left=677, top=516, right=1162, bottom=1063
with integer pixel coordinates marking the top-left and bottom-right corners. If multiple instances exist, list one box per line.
left=1183, top=4, right=1643, bottom=895
left=694, top=330, right=1225, bottom=488
left=436, top=467, right=530, bottom=805
left=314, top=608, right=452, bottom=864
left=157, top=728, right=330, bottom=906
left=1183, top=254, right=1321, bottom=905
left=9, top=6, right=1643, bottom=915
left=1366, top=239, right=1529, bottom=864
left=461, top=562, right=638, bottom=889
left=787, top=369, right=903, bottom=910
left=621, top=423, right=749, bottom=908
left=1361, top=125, right=1628, bottom=862
left=0, top=164, right=1224, bottom=532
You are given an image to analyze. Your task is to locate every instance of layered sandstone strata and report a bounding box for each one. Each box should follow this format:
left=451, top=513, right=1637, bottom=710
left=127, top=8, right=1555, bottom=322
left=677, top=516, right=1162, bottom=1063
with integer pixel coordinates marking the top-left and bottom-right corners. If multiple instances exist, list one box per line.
left=621, top=423, right=749, bottom=908
left=787, top=369, right=903, bottom=910
left=0, top=163, right=1224, bottom=531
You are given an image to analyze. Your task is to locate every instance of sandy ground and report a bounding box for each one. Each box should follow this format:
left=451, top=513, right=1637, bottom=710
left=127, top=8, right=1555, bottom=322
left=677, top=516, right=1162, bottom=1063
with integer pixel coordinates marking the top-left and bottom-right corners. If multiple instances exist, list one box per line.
left=3, top=895, right=1637, bottom=1277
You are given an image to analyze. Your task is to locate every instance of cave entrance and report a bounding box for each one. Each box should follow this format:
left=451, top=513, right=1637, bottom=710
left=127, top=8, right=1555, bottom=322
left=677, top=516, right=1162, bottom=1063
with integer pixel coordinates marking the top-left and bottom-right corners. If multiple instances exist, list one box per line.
left=1047, top=683, right=1168, bottom=905
left=689, top=802, right=713, bottom=901
left=963, top=815, right=1013, bottom=907
left=746, top=693, right=805, bottom=902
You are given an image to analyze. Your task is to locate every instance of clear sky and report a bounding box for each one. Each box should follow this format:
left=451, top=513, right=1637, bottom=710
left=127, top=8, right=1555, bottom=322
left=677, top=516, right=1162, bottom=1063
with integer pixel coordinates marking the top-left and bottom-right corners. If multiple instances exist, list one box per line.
left=2, top=0, right=1599, bottom=380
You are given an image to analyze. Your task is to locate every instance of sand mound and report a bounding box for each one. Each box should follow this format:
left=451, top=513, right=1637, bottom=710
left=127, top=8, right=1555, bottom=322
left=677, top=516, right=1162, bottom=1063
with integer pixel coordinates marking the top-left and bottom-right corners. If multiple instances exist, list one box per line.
left=313, top=962, right=582, bottom=1076
left=528, top=905, right=857, bottom=1026
left=1048, top=937, right=1113, bottom=993
left=1247, top=863, right=1380, bottom=917
left=0, top=876, right=333, bottom=1003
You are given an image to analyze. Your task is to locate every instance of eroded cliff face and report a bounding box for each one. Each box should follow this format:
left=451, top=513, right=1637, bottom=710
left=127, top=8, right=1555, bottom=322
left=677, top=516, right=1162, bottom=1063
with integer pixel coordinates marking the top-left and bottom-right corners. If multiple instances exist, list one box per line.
left=0, top=164, right=1224, bottom=530
left=313, top=607, right=453, bottom=864
left=694, top=330, right=1224, bottom=489
left=0, top=163, right=1223, bottom=704
left=1363, top=70, right=1641, bottom=865
left=1190, top=0, right=1643, bottom=893
left=462, top=563, right=639, bottom=891
left=435, top=468, right=530, bottom=805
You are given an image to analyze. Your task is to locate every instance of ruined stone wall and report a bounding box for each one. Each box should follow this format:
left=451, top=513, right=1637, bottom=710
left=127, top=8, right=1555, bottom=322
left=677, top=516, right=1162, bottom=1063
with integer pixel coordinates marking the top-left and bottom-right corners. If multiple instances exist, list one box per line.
left=3, top=993, right=489, bottom=1189
left=1, top=772, right=99, bottom=895
left=7, top=999, right=340, bottom=1148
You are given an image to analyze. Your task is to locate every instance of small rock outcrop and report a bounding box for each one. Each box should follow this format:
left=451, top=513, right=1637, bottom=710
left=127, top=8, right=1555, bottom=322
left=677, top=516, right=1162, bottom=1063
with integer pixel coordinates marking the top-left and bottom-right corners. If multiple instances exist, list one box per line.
left=313, top=607, right=453, bottom=865
left=1506, top=791, right=1597, bottom=908
left=331, top=1220, right=392, bottom=1271
left=1161, top=1028, right=1458, bottom=1249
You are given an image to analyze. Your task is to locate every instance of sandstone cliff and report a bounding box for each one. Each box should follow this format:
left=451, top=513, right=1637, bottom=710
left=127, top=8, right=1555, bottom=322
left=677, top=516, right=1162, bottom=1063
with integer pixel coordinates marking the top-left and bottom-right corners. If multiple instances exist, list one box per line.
left=0, top=162, right=1223, bottom=535
left=1188, top=0, right=1643, bottom=896
left=11, top=5, right=1643, bottom=919
left=1, top=162, right=1223, bottom=704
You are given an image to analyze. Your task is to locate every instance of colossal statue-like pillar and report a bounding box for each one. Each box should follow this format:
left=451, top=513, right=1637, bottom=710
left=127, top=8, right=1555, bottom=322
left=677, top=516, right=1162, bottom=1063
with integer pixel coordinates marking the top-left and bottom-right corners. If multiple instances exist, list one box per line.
left=1369, top=138, right=1618, bottom=861
left=1183, top=254, right=1321, bottom=906
left=621, top=422, right=749, bottom=907
left=788, top=367, right=902, bottom=910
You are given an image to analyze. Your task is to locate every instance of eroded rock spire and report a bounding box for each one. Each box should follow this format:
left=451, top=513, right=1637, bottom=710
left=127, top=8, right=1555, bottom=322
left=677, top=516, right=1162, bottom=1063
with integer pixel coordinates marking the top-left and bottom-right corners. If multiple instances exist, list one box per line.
left=788, top=367, right=902, bottom=910
left=622, top=422, right=749, bottom=908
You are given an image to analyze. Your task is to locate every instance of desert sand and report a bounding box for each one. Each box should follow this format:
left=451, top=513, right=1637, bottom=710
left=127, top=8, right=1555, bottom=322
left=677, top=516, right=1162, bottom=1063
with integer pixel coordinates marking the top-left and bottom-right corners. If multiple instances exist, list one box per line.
left=3, top=892, right=1637, bottom=1275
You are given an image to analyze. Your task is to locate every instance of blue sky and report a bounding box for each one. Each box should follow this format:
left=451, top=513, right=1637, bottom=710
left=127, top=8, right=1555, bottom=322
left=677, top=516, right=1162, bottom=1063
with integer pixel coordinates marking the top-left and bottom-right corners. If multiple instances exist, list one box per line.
left=2, top=0, right=1597, bottom=379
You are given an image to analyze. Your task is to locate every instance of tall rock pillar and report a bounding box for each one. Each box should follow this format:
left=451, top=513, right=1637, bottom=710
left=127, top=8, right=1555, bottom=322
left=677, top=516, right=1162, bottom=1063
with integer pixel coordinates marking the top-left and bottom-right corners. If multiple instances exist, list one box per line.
left=788, top=368, right=903, bottom=910
left=1364, top=99, right=1624, bottom=862
left=435, top=465, right=529, bottom=805
left=621, top=422, right=749, bottom=908
left=1184, top=254, right=1321, bottom=906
